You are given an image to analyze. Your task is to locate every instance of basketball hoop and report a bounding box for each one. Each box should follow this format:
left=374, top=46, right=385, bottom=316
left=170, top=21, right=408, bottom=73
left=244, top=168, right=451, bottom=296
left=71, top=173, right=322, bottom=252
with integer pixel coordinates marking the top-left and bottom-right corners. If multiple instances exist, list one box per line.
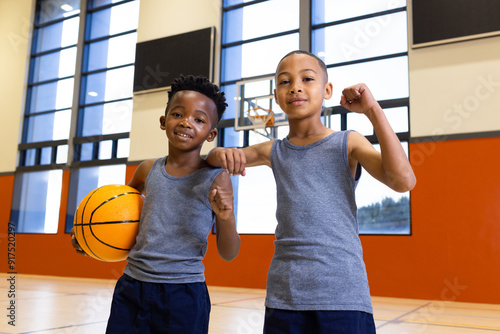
left=246, top=107, right=275, bottom=128
left=234, top=76, right=287, bottom=140
left=246, top=107, right=275, bottom=140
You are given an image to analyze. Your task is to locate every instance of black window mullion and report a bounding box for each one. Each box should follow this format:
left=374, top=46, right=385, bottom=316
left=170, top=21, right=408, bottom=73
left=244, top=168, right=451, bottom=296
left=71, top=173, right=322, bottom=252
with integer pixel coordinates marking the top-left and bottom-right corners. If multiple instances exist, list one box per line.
left=65, top=0, right=89, bottom=167
left=34, top=12, right=80, bottom=28
left=19, top=150, right=26, bottom=167
left=79, top=96, right=133, bottom=110
left=82, top=62, right=135, bottom=77
left=310, top=6, right=407, bottom=30
left=223, top=0, right=269, bottom=12
left=27, top=74, right=75, bottom=89
left=221, top=29, right=300, bottom=49
left=92, top=142, right=99, bottom=160
left=325, top=52, right=408, bottom=70
left=35, top=148, right=42, bottom=165
left=243, top=130, right=250, bottom=148
left=85, top=28, right=137, bottom=45
left=31, top=44, right=78, bottom=59
left=111, top=139, right=118, bottom=159
left=52, top=145, right=58, bottom=164
left=340, top=114, right=347, bottom=131
left=87, top=0, right=136, bottom=13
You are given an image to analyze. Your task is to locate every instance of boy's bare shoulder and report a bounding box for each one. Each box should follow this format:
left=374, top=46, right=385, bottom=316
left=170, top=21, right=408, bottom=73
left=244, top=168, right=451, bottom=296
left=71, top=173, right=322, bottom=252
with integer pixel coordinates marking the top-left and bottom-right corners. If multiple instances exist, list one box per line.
left=140, top=158, right=156, bottom=167
left=347, top=130, right=371, bottom=149
left=127, top=159, right=157, bottom=192
left=210, top=168, right=232, bottom=190
left=136, top=159, right=156, bottom=173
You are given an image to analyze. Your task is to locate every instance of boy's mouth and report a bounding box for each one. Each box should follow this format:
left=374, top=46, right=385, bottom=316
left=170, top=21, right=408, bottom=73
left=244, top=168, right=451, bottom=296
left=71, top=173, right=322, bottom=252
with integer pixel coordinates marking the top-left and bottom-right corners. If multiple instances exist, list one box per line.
left=174, top=131, right=192, bottom=139
left=289, top=98, right=306, bottom=105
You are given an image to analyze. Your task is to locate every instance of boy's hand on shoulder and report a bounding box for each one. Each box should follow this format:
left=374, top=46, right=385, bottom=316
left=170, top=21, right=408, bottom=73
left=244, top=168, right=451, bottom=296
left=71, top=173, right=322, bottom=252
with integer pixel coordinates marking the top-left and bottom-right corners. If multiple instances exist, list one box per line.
left=215, top=147, right=247, bottom=176
left=340, top=83, right=380, bottom=116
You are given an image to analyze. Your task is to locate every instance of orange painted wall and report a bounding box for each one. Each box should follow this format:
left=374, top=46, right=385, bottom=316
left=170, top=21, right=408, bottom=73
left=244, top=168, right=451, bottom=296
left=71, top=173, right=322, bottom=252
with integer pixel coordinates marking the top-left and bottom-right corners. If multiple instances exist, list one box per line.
left=1, top=136, right=499, bottom=304
left=362, top=136, right=500, bottom=304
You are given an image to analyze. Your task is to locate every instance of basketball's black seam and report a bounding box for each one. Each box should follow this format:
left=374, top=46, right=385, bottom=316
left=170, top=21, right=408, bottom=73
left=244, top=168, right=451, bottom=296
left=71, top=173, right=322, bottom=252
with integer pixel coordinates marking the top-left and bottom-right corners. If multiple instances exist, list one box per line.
left=87, top=192, right=142, bottom=255
left=74, top=220, right=140, bottom=226
left=79, top=188, right=103, bottom=260
left=75, top=189, right=142, bottom=260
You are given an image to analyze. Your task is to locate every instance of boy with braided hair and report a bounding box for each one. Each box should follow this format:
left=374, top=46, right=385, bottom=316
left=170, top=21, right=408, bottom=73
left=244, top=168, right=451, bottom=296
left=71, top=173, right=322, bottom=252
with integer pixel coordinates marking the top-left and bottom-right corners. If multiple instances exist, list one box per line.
left=72, top=74, right=240, bottom=333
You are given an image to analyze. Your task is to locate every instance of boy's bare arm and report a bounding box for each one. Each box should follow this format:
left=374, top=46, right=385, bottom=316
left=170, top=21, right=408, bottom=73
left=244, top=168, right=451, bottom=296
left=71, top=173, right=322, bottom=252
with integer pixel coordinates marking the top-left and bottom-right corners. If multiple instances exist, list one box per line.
left=206, top=141, right=273, bottom=176
left=127, top=159, right=155, bottom=193
left=341, top=83, right=416, bottom=192
left=210, top=171, right=240, bottom=261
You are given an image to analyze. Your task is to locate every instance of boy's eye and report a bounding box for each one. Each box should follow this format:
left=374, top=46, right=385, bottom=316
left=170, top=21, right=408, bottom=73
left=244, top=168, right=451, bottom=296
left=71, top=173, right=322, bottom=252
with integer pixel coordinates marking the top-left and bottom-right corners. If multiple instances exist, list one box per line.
left=304, top=77, right=314, bottom=82
left=195, top=118, right=205, bottom=123
left=279, top=79, right=290, bottom=85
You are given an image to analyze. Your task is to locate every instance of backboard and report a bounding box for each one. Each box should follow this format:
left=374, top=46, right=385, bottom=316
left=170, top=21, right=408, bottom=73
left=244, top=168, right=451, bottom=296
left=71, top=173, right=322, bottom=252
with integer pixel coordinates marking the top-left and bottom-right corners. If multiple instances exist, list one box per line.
left=234, top=76, right=288, bottom=133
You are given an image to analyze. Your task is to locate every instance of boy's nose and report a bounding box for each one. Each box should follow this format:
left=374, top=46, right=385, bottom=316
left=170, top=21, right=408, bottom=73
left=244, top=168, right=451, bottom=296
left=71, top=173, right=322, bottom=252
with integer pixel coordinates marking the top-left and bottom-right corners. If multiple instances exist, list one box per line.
left=179, top=118, right=191, bottom=127
left=289, top=84, right=302, bottom=94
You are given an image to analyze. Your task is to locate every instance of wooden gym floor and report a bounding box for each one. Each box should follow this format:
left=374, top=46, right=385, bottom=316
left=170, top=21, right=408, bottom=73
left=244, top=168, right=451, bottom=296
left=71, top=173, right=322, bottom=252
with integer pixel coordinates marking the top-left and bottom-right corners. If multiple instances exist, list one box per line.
left=1, top=274, right=499, bottom=333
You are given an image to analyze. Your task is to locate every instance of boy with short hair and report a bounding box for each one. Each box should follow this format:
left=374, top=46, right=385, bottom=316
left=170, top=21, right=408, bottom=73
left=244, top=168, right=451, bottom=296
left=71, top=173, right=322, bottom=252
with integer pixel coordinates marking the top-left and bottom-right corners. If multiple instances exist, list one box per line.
left=207, top=50, right=416, bottom=333
left=72, top=74, right=240, bottom=333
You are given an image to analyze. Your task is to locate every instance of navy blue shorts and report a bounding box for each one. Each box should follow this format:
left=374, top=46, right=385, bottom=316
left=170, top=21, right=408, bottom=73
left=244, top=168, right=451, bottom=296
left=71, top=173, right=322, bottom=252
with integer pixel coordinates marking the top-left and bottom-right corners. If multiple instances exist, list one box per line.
left=106, top=274, right=211, bottom=334
left=263, top=307, right=376, bottom=334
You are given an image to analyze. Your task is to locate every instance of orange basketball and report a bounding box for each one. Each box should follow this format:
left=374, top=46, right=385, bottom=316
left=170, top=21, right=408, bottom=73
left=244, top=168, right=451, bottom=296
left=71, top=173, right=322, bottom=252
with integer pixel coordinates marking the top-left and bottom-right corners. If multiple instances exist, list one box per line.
left=73, top=184, right=143, bottom=262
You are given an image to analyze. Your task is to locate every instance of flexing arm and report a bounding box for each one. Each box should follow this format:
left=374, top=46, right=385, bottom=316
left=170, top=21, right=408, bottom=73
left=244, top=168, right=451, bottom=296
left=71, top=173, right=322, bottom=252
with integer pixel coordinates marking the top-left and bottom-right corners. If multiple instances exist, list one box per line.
left=206, top=141, right=273, bottom=176
left=209, top=171, right=240, bottom=261
left=340, top=83, right=416, bottom=192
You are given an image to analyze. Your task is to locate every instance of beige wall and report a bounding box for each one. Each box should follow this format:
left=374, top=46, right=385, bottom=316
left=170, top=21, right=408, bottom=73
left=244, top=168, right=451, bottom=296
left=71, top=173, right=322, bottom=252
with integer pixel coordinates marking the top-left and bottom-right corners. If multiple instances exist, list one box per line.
left=129, top=0, right=222, bottom=162
left=409, top=36, right=500, bottom=139
left=407, top=2, right=500, bottom=139
left=0, top=0, right=34, bottom=173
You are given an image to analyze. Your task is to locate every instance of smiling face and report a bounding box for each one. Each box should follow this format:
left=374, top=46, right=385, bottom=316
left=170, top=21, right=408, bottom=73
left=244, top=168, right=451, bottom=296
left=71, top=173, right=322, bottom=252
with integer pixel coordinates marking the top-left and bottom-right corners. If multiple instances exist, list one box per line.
left=274, top=53, right=332, bottom=121
left=160, top=90, right=218, bottom=152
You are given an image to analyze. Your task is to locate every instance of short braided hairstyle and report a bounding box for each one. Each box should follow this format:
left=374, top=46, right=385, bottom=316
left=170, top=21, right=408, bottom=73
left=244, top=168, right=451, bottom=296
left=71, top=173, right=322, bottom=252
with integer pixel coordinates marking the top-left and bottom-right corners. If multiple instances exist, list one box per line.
left=166, top=74, right=227, bottom=124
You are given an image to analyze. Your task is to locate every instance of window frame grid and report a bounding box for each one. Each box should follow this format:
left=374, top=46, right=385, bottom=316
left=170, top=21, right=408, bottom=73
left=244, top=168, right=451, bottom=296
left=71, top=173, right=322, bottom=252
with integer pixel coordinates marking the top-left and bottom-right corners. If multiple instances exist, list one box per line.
left=72, top=0, right=137, bottom=166
left=17, top=0, right=138, bottom=172
left=18, top=3, right=83, bottom=172
left=13, top=0, right=139, bottom=234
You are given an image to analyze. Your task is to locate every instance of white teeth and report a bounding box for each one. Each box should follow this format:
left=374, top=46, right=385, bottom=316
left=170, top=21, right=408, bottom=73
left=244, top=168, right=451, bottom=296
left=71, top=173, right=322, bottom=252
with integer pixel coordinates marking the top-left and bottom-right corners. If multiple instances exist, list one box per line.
left=176, top=132, right=190, bottom=138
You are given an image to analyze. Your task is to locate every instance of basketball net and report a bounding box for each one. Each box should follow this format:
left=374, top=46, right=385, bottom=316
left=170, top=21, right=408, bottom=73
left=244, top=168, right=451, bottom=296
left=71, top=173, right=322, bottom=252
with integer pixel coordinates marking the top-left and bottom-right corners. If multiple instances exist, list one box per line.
left=246, top=107, right=275, bottom=139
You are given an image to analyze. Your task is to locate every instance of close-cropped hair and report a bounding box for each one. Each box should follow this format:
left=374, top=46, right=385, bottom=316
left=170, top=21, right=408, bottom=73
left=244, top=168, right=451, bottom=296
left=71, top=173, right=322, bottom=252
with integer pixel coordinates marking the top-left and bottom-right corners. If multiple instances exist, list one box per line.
left=276, top=50, right=328, bottom=81
left=166, top=74, right=227, bottom=123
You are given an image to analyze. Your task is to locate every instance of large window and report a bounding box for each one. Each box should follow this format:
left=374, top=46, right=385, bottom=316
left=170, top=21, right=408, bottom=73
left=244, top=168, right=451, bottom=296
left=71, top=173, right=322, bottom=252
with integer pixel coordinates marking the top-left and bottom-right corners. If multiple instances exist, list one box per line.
left=220, top=0, right=411, bottom=235
left=11, top=0, right=139, bottom=234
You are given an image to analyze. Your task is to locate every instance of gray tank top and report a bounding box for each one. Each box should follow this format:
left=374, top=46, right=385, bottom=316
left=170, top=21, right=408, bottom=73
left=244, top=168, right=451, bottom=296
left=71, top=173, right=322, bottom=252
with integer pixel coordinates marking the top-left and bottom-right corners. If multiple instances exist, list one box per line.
left=124, top=156, right=223, bottom=283
left=267, top=130, right=373, bottom=313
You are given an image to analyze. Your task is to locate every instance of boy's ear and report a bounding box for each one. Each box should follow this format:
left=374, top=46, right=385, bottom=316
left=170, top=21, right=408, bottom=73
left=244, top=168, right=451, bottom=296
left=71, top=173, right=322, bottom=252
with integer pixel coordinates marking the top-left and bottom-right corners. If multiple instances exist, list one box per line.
left=159, top=115, right=166, bottom=130
left=206, top=128, right=218, bottom=142
left=324, top=82, right=333, bottom=100
left=274, top=88, right=278, bottom=104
